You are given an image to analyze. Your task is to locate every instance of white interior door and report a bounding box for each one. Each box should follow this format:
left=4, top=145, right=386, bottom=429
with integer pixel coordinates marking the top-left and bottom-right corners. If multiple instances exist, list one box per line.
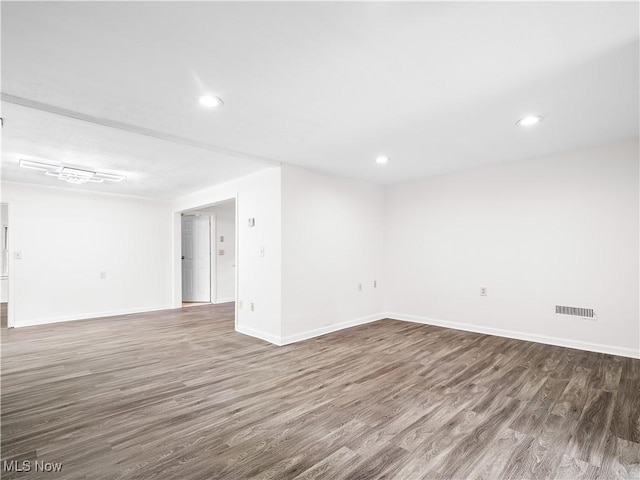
left=181, top=215, right=211, bottom=302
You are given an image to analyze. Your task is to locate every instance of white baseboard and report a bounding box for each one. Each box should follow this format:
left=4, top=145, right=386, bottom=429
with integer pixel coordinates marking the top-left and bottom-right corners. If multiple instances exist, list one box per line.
left=213, top=297, right=235, bottom=304
left=13, top=305, right=175, bottom=328
left=279, top=313, right=385, bottom=345
left=13, top=304, right=637, bottom=359
left=235, top=324, right=283, bottom=345
left=235, top=313, right=384, bottom=346
left=385, top=312, right=640, bottom=359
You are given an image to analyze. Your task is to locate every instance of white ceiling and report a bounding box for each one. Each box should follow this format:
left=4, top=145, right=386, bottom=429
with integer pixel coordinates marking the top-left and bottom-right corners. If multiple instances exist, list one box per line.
left=2, top=1, right=638, bottom=199
left=1, top=103, right=272, bottom=199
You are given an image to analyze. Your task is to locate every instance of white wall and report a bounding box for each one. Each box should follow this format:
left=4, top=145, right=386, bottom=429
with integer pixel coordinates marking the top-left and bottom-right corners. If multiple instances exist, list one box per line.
left=281, top=165, right=386, bottom=342
left=1, top=182, right=173, bottom=327
left=4, top=143, right=637, bottom=359
left=1, top=203, right=8, bottom=303
left=212, top=200, right=236, bottom=303
left=173, top=167, right=282, bottom=344
left=192, top=200, right=236, bottom=303
left=385, top=140, right=639, bottom=358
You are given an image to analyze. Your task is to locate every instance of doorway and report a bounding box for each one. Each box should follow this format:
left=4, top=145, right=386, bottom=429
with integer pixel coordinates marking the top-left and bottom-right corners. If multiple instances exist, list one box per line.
left=179, top=198, right=237, bottom=308
left=181, top=214, right=212, bottom=304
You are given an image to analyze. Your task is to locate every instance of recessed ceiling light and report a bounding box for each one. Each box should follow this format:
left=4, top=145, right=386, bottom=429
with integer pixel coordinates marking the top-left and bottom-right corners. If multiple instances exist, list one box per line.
left=516, top=115, right=543, bottom=127
left=199, top=95, right=223, bottom=108
left=376, top=155, right=390, bottom=165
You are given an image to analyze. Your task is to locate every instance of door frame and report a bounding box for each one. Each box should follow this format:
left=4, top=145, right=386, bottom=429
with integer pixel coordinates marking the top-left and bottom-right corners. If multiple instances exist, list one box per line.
left=172, top=194, right=238, bottom=327
left=181, top=213, right=213, bottom=303
left=2, top=201, right=15, bottom=328
left=209, top=213, right=217, bottom=303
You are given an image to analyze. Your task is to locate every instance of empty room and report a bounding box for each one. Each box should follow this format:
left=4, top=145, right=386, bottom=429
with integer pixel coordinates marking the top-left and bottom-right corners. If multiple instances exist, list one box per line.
left=1, top=1, right=638, bottom=479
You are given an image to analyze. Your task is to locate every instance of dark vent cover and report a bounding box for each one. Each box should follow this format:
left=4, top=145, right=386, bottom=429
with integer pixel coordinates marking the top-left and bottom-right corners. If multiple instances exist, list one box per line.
left=555, top=305, right=595, bottom=318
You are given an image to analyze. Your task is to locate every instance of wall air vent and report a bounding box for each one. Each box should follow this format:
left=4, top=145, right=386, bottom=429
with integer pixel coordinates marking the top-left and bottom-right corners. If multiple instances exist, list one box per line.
left=555, top=305, right=595, bottom=319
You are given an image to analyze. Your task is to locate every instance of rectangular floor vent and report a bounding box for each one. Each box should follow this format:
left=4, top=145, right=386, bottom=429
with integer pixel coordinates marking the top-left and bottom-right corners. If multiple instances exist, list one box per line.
left=555, top=305, right=595, bottom=318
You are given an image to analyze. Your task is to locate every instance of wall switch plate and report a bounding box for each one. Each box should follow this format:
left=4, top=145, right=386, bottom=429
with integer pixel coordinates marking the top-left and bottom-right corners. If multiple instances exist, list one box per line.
left=358, top=283, right=362, bottom=292
left=374, top=280, right=377, bottom=288
left=480, top=287, right=488, bottom=296
left=260, top=247, right=265, bottom=257
left=250, top=302, right=255, bottom=311
left=248, top=218, right=255, bottom=227
left=219, top=249, right=225, bottom=255
left=100, top=271, right=107, bottom=279
left=220, top=236, right=224, bottom=243
left=14, top=251, right=22, bottom=260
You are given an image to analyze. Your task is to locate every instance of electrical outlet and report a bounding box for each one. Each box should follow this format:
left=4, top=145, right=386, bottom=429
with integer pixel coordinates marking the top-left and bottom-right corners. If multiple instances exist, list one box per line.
left=480, top=287, right=488, bottom=296
left=374, top=280, right=377, bottom=288
left=259, top=247, right=265, bottom=257
left=250, top=302, right=255, bottom=311
left=219, top=249, right=225, bottom=255
left=100, top=271, right=107, bottom=280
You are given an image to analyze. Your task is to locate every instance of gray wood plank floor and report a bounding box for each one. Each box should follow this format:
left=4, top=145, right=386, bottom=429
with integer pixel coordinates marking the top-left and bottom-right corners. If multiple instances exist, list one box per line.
left=1, top=302, right=7, bottom=328
left=1, top=304, right=639, bottom=479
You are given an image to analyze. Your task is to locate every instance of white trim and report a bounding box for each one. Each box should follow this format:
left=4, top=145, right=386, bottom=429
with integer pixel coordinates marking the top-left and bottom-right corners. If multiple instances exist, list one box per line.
left=209, top=213, right=216, bottom=304
left=385, top=312, right=640, bottom=359
left=279, top=313, right=385, bottom=345
left=171, top=211, right=183, bottom=308
left=12, top=305, right=175, bottom=328
left=6, top=201, right=15, bottom=328
left=235, top=324, right=282, bottom=345
left=233, top=194, right=239, bottom=330
left=214, top=297, right=235, bottom=304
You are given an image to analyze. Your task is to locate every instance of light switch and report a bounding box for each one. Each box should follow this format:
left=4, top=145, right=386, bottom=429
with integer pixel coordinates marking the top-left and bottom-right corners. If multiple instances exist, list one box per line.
left=14, top=251, right=22, bottom=260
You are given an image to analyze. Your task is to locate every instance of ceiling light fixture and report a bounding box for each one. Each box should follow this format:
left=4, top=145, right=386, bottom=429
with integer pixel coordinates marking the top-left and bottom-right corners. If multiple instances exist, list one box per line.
left=376, top=155, right=390, bottom=165
left=516, top=115, right=544, bottom=127
left=18, top=159, right=54, bottom=171
left=19, top=159, right=125, bottom=184
left=199, top=95, right=223, bottom=108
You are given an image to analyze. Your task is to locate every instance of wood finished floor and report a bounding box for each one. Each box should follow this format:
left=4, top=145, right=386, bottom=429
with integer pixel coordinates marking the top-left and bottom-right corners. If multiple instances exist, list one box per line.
left=1, top=304, right=639, bottom=479
left=1, top=302, right=7, bottom=328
